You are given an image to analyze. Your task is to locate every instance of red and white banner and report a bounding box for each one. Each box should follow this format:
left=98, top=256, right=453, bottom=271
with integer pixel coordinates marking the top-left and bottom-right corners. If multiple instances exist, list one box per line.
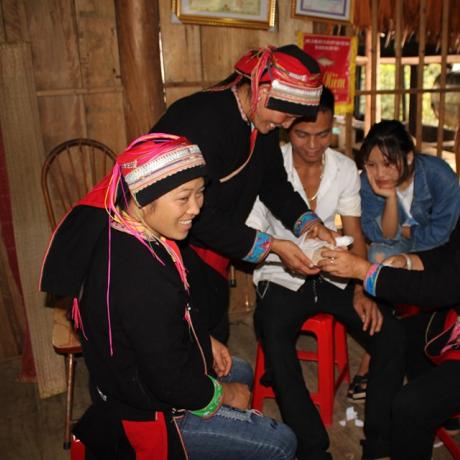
left=299, top=33, right=357, bottom=114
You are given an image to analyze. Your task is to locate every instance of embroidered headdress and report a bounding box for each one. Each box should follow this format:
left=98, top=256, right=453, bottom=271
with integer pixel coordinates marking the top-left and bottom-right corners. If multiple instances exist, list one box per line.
left=107, top=133, right=207, bottom=209
left=214, top=44, right=323, bottom=118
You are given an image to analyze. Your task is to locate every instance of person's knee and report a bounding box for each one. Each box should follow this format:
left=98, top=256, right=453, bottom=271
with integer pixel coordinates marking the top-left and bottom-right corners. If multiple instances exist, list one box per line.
left=227, top=356, right=253, bottom=387
left=267, top=419, right=297, bottom=460
left=392, top=387, right=422, bottom=424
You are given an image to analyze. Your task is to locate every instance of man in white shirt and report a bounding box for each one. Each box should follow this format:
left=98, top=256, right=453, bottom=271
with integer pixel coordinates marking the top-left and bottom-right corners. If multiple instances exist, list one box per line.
left=246, top=87, right=404, bottom=460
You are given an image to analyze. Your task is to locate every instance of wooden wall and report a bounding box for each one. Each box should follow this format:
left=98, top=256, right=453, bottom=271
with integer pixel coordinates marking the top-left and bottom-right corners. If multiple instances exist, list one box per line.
left=159, top=0, right=315, bottom=105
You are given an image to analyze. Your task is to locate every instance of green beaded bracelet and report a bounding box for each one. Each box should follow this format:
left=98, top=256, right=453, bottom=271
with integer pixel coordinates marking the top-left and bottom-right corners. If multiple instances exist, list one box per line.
left=190, top=376, right=223, bottom=418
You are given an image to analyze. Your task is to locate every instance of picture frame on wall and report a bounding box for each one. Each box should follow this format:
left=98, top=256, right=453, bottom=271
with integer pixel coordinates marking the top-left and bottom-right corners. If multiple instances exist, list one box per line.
left=172, top=0, right=277, bottom=30
left=292, top=0, right=354, bottom=24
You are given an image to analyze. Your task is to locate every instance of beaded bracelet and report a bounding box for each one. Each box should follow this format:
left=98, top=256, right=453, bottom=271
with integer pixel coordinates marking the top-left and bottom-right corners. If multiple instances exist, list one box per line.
left=190, top=376, right=223, bottom=418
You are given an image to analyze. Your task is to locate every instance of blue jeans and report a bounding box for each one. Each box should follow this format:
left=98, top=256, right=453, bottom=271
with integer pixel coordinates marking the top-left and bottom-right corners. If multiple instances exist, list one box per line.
left=176, top=357, right=297, bottom=460
left=368, top=240, right=412, bottom=263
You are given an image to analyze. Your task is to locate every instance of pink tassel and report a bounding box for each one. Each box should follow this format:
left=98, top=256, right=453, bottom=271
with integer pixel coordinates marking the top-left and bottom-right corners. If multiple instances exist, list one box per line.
left=71, top=297, right=88, bottom=340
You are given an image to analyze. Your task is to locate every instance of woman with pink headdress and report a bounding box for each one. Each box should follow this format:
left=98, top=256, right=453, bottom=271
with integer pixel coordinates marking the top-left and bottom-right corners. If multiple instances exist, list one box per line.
left=40, top=134, right=296, bottom=459
left=152, top=45, right=337, bottom=343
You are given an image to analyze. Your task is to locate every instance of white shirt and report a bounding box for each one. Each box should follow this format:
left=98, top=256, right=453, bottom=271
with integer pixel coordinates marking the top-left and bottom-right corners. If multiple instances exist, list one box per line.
left=246, top=143, right=361, bottom=292
left=397, top=180, right=415, bottom=225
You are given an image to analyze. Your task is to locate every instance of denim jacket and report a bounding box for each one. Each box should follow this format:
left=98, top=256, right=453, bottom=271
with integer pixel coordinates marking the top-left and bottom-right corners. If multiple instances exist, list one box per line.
left=361, top=153, right=460, bottom=252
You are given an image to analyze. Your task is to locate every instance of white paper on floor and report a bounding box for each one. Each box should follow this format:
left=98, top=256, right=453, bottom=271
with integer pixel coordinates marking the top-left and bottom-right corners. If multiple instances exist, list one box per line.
left=339, top=406, right=364, bottom=427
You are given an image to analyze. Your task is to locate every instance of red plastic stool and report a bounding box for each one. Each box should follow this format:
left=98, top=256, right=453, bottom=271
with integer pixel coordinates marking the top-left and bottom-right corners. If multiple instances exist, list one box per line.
left=251, top=314, right=350, bottom=426
left=437, top=427, right=460, bottom=459
left=70, top=435, right=85, bottom=460
left=436, top=413, right=460, bottom=459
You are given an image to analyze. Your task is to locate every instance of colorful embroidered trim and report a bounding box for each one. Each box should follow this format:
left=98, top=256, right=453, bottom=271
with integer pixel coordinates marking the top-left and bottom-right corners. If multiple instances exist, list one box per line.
left=190, top=376, right=223, bottom=418
left=124, top=145, right=205, bottom=195
left=243, top=231, right=273, bottom=263
left=293, top=211, right=321, bottom=237
left=270, top=79, right=322, bottom=106
left=363, top=263, right=383, bottom=297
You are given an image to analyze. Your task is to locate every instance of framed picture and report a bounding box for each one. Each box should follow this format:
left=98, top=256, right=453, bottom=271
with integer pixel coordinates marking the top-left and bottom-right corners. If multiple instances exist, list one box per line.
left=292, top=0, right=354, bottom=24
left=172, top=0, right=277, bottom=30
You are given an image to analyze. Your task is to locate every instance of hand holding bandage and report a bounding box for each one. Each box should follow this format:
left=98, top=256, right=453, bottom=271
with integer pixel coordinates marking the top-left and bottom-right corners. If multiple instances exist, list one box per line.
left=299, top=235, right=354, bottom=266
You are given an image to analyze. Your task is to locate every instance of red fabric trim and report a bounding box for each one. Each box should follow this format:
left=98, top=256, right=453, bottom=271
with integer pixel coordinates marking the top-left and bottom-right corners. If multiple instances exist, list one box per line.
left=77, top=174, right=111, bottom=208
left=429, top=309, right=460, bottom=365
left=190, top=244, right=229, bottom=279
left=122, top=413, right=168, bottom=460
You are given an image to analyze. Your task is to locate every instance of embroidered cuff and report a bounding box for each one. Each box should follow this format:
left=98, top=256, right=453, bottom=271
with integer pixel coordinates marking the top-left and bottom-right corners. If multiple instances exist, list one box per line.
left=243, top=231, right=273, bottom=263
left=363, top=263, right=383, bottom=297
left=190, top=376, right=223, bottom=418
left=293, top=211, right=321, bottom=237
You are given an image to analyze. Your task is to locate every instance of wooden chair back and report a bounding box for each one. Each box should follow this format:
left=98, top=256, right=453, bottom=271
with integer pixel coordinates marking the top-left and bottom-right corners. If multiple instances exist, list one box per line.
left=41, top=138, right=116, bottom=229
left=41, top=138, right=115, bottom=448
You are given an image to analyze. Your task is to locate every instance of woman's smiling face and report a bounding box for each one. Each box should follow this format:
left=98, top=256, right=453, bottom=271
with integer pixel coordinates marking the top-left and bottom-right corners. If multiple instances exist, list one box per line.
left=141, top=177, right=205, bottom=240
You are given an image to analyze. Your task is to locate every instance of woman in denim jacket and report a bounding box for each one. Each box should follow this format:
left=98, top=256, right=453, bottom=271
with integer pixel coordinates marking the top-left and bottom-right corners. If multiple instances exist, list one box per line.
left=348, top=120, right=460, bottom=402
left=359, top=120, right=460, bottom=263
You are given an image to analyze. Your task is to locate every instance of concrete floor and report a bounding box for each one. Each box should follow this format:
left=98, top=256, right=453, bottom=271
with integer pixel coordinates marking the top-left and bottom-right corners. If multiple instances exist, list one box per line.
left=0, top=312, right=455, bottom=459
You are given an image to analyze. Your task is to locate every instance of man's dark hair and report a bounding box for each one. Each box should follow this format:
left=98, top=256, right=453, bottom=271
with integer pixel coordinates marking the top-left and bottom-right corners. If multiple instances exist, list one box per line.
left=289, top=86, right=335, bottom=130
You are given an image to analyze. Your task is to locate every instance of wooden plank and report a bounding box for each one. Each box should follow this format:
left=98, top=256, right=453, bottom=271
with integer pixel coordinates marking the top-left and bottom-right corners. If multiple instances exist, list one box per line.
left=37, top=95, right=84, bottom=154
left=159, top=0, right=202, bottom=84
left=394, top=0, right=403, bottom=120
left=0, top=0, right=29, bottom=42
left=357, top=55, right=460, bottom=65
left=364, top=29, right=372, bottom=134
left=0, top=42, right=65, bottom=398
left=84, top=92, right=126, bottom=154
left=370, top=0, right=379, bottom=127
left=200, top=26, right=259, bottom=83
left=436, top=0, right=449, bottom=158
left=23, top=0, right=81, bottom=91
left=165, top=86, right=203, bottom=107
left=75, top=0, right=121, bottom=88
left=0, top=223, right=26, bottom=358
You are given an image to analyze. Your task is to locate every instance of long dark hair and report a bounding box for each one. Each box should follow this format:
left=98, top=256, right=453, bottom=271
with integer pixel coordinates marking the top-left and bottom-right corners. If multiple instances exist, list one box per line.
left=357, top=120, right=416, bottom=184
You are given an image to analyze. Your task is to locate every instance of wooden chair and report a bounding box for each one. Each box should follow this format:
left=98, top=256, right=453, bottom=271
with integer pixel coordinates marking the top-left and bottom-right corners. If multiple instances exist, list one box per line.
left=41, top=138, right=116, bottom=448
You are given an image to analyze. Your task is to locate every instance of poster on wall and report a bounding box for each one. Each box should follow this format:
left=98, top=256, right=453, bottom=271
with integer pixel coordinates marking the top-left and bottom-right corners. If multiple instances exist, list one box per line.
left=299, top=33, right=357, bottom=114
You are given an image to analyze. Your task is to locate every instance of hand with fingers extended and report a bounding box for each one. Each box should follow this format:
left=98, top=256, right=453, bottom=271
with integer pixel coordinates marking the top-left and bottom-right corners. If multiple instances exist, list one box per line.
left=270, top=238, right=320, bottom=276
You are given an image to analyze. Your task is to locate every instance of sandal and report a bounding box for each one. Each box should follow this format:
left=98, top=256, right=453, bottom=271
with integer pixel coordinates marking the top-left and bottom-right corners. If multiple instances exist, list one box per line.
left=347, top=374, right=368, bottom=401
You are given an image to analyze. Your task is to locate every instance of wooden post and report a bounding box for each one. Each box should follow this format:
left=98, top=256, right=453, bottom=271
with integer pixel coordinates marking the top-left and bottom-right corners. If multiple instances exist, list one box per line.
left=436, top=0, right=449, bottom=158
left=114, top=0, right=166, bottom=143
left=415, top=0, right=427, bottom=151
left=370, top=0, right=379, bottom=127
left=394, top=0, right=403, bottom=120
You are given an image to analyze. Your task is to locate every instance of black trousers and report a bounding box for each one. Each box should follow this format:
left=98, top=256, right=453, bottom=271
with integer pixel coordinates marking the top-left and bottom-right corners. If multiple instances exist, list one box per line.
left=254, top=278, right=405, bottom=460
left=391, top=313, right=460, bottom=460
